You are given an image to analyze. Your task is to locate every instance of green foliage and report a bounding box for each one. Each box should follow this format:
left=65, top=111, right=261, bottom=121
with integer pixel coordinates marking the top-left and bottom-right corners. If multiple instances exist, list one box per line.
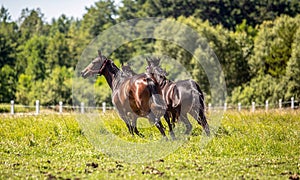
left=0, top=1, right=300, bottom=106
left=80, top=0, right=116, bottom=38
left=118, top=0, right=300, bottom=30
left=250, top=15, right=300, bottom=77
left=0, top=65, right=16, bottom=101
left=16, top=67, right=73, bottom=105
left=231, top=75, right=279, bottom=105
left=285, top=25, right=300, bottom=100
left=18, top=8, right=46, bottom=41
left=15, top=74, right=32, bottom=105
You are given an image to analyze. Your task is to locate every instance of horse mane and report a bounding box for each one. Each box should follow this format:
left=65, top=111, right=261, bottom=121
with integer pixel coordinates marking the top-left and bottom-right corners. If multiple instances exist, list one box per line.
left=122, top=64, right=137, bottom=76
left=146, top=57, right=160, bottom=67
left=146, top=57, right=168, bottom=77
left=109, top=60, right=130, bottom=91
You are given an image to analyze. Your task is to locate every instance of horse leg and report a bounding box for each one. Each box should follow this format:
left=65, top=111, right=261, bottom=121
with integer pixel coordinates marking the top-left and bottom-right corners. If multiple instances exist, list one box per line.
left=180, top=114, right=192, bottom=135
left=120, top=115, right=134, bottom=136
left=131, top=117, right=144, bottom=138
left=199, top=110, right=210, bottom=136
left=164, top=113, right=175, bottom=140
left=190, top=106, right=210, bottom=136
left=148, top=112, right=167, bottom=140
left=171, top=111, right=179, bottom=128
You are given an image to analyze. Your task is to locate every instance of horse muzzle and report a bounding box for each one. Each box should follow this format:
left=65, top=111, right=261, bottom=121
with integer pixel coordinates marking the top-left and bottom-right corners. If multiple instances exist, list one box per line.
left=81, top=69, right=91, bottom=78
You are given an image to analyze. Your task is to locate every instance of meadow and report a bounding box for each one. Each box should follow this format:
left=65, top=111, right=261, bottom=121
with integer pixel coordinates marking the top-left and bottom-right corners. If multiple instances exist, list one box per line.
left=0, top=110, right=299, bottom=179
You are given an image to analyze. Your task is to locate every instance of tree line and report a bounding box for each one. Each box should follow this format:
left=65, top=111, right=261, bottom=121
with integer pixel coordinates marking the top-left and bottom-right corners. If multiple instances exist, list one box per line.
left=0, top=0, right=299, bottom=106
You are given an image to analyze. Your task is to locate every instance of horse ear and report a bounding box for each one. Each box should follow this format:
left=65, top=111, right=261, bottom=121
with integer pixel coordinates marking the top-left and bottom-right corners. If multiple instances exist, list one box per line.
left=154, top=57, right=160, bottom=66
left=98, top=50, right=102, bottom=58
left=145, top=58, right=151, bottom=66
left=157, top=58, right=161, bottom=65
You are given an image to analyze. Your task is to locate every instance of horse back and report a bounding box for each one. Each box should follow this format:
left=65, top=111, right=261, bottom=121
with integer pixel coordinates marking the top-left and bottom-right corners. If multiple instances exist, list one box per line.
left=175, top=79, right=204, bottom=111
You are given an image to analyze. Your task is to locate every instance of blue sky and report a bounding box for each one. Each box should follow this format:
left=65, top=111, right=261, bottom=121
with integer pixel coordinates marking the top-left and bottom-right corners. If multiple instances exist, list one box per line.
left=1, top=0, right=101, bottom=22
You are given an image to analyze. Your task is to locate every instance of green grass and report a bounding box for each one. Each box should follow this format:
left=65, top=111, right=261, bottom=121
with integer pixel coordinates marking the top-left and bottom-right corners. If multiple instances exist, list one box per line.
left=0, top=111, right=299, bottom=179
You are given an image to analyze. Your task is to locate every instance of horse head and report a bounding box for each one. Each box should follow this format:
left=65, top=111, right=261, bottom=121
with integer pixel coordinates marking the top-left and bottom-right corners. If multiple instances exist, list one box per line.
left=81, top=50, right=109, bottom=78
left=145, top=57, right=169, bottom=88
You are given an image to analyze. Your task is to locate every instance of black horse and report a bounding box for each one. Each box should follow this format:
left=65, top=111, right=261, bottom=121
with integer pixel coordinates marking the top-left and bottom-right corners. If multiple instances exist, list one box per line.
left=81, top=51, right=167, bottom=138
left=146, top=58, right=210, bottom=136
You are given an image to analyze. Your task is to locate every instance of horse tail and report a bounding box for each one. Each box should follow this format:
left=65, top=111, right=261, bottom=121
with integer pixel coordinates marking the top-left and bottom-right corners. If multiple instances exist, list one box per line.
left=194, top=82, right=210, bottom=136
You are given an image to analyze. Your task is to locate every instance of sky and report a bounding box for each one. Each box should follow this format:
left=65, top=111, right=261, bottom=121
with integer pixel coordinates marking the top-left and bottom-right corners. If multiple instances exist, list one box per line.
left=0, top=0, right=101, bottom=22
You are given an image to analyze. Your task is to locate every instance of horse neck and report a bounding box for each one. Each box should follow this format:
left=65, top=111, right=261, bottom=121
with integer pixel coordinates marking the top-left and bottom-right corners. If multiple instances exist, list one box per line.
left=157, top=76, right=169, bottom=89
left=101, top=61, right=120, bottom=90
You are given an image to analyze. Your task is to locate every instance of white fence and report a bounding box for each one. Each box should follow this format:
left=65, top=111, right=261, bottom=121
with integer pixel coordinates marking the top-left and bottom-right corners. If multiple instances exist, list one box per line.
left=6, top=100, right=114, bottom=115
left=208, top=97, right=298, bottom=112
left=3, top=97, right=299, bottom=115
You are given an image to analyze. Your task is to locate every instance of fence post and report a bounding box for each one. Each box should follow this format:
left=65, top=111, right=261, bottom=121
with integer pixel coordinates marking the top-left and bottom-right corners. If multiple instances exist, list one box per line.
left=252, top=102, right=255, bottom=112
left=80, top=102, right=84, bottom=114
left=102, top=102, right=106, bottom=113
left=265, top=100, right=269, bottom=111
left=59, top=101, right=63, bottom=114
left=35, top=100, right=40, bottom=115
left=208, top=103, right=212, bottom=112
left=10, top=100, right=14, bottom=115
left=238, top=102, right=241, bottom=112
left=279, top=99, right=282, bottom=109
left=224, top=103, right=227, bottom=111
left=291, top=97, right=294, bottom=109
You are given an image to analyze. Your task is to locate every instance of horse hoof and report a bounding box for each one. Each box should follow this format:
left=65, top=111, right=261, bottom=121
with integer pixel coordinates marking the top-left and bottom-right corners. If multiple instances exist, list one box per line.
left=138, top=133, right=145, bottom=138
left=161, top=136, right=168, bottom=141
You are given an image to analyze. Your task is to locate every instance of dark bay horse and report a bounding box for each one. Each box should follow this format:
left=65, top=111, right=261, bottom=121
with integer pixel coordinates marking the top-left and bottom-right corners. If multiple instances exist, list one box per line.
left=121, top=64, right=177, bottom=139
left=146, top=58, right=210, bottom=136
left=81, top=51, right=167, bottom=138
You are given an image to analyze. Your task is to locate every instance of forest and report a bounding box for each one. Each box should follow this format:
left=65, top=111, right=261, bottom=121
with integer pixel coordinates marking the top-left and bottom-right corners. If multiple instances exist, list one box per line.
left=0, top=0, right=299, bottom=106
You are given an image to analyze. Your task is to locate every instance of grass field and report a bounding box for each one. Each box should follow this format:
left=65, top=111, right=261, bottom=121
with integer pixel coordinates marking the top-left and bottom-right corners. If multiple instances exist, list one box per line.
left=0, top=111, right=299, bottom=179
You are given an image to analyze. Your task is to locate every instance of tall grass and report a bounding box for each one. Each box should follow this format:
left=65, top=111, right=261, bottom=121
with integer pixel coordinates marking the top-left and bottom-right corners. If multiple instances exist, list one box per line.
left=0, top=111, right=299, bottom=179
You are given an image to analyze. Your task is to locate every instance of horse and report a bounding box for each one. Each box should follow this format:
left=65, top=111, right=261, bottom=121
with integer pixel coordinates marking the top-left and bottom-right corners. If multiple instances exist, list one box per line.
left=145, top=58, right=210, bottom=136
left=121, top=64, right=177, bottom=139
left=81, top=51, right=167, bottom=138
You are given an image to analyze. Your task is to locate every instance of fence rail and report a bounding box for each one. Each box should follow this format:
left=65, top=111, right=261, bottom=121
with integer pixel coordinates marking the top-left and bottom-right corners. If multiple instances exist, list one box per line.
left=1, top=97, right=299, bottom=115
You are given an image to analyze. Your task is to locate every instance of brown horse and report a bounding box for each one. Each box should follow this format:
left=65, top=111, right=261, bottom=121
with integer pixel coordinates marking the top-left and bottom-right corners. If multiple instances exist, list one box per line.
left=146, top=58, right=210, bottom=136
left=121, top=63, right=177, bottom=139
left=81, top=51, right=167, bottom=138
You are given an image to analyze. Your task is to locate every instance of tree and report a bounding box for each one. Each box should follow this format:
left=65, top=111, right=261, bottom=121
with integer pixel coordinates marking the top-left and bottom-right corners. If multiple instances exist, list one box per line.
left=0, top=5, right=11, bottom=23
left=17, top=35, right=49, bottom=80
left=0, top=65, right=16, bottom=102
left=46, top=32, right=71, bottom=71
left=80, top=0, right=116, bottom=38
left=285, top=24, right=300, bottom=100
left=249, top=15, right=299, bottom=78
left=231, top=74, right=279, bottom=105
left=15, top=74, right=32, bottom=104
left=154, top=17, right=250, bottom=96
left=118, top=0, right=300, bottom=30
left=232, top=15, right=300, bottom=104
left=18, top=8, right=46, bottom=41
left=193, top=0, right=300, bottom=30
left=39, top=66, right=73, bottom=105
left=0, top=6, right=19, bottom=102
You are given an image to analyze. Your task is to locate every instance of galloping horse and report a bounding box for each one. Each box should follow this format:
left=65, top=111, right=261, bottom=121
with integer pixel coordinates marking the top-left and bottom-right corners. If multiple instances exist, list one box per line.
left=81, top=51, right=167, bottom=138
left=121, top=64, right=177, bottom=139
left=146, top=58, right=210, bottom=136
